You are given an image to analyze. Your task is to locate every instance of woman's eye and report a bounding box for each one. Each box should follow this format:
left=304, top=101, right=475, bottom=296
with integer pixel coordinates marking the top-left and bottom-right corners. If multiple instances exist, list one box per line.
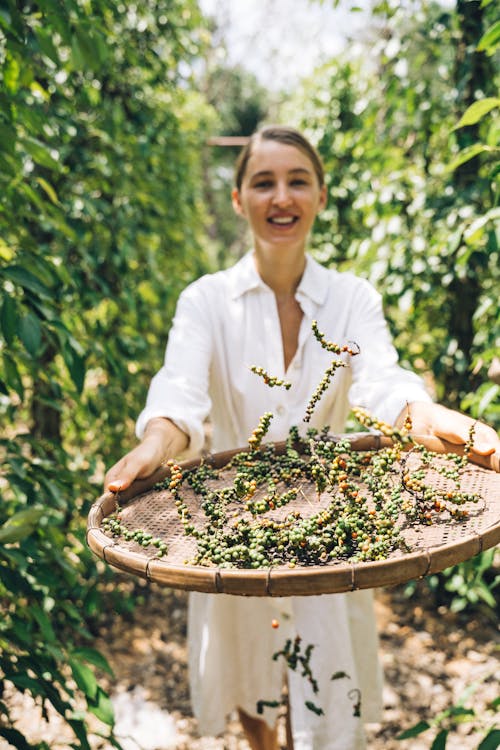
left=254, top=180, right=273, bottom=189
left=291, top=179, right=308, bottom=186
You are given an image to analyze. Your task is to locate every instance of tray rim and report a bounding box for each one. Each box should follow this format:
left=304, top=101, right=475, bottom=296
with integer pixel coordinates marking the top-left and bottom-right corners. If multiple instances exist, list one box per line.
left=87, top=433, right=500, bottom=596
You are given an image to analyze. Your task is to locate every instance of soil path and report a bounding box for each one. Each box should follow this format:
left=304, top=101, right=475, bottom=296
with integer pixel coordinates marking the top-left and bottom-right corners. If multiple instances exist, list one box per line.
left=2, top=578, right=498, bottom=749
left=94, top=578, right=498, bottom=750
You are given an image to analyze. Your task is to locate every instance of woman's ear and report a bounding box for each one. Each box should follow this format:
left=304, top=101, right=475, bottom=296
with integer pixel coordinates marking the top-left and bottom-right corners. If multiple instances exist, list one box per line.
left=231, top=187, right=245, bottom=217
left=318, top=184, right=327, bottom=212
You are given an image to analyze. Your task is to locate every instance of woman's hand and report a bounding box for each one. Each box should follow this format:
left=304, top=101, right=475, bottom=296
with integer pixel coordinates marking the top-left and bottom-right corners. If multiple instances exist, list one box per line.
left=104, top=418, right=189, bottom=492
left=397, top=401, right=500, bottom=458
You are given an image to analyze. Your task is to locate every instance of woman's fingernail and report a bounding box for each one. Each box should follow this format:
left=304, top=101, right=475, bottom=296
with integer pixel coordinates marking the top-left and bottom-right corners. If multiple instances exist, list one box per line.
left=108, top=480, right=124, bottom=492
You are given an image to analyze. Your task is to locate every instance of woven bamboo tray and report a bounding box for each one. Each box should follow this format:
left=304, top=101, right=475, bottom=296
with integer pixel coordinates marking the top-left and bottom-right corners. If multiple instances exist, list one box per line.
left=87, top=434, right=500, bottom=596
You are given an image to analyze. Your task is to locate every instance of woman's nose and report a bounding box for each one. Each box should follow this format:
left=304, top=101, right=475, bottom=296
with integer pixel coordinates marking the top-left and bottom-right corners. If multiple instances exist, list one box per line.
left=272, top=182, right=293, bottom=206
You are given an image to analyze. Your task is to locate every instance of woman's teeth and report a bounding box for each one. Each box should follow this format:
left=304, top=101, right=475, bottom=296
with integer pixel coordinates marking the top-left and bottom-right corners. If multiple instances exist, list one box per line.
left=269, top=216, right=297, bottom=224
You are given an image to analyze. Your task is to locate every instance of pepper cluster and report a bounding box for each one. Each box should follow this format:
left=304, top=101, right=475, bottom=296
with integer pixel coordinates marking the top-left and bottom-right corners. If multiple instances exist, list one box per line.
left=400, top=440, right=479, bottom=524
left=303, top=321, right=360, bottom=422
left=101, top=512, right=168, bottom=557
left=250, top=365, right=292, bottom=390
left=311, top=320, right=360, bottom=357
left=331, top=672, right=362, bottom=718
left=353, top=405, right=411, bottom=441
left=102, top=324, right=481, bottom=569
left=104, top=417, right=480, bottom=567
left=150, top=420, right=480, bottom=568
left=257, top=636, right=323, bottom=717
left=248, top=411, right=274, bottom=451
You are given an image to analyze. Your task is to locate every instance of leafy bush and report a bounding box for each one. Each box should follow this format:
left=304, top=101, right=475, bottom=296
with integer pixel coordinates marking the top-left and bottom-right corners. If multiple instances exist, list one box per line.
left=403, top=549, right=499, bottom=620
left=284, top=1, right=499, bottom=427
left=397, top=679, right=500, bottom=749
left=0, top=0, right=213, bottom=746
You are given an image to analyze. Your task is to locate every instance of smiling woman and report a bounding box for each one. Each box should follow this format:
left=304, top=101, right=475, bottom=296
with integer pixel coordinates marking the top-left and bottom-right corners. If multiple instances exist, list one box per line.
left=231, top=142, right=326, bottom=255
left=230, top=128, right=328, bottom=375
left=104, top=125, right=500, bottom=750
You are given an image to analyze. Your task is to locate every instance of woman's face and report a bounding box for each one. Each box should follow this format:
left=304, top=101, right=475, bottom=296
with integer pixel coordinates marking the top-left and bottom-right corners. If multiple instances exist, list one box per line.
left=232, top=139, right=327, bottom=256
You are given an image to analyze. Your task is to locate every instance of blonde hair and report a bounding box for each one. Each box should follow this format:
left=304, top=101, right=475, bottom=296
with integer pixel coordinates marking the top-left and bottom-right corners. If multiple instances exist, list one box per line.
left=235, top=125, right=325, bottom=189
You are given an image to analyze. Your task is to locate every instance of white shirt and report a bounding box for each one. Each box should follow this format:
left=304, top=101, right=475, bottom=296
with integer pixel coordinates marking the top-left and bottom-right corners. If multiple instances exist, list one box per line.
left=136, top=252, right=432, bottom=749
left=137, top=251, right=431, bottom=450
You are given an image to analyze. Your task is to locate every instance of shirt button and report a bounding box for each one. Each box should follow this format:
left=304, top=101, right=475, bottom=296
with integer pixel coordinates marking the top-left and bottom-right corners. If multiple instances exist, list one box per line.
left=276, top=405, right=286, bottom=416
left=293, top=359, right=301, bottom=370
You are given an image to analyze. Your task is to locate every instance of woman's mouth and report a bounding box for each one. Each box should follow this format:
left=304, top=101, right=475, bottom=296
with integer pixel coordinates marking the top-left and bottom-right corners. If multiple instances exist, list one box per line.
left=267, top=215, right=299, bottom=226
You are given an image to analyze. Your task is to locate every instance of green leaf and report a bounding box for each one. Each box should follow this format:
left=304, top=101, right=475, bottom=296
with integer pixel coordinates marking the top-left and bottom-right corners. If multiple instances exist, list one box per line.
left=62, top=340, right=86, bottom=393
left=69, top=658, right=98, bottom=701
left=7, top=620, right=33, bottom=647
left=478, top=729, right=500, bottom=750
left=67, top=719, right=92, bottom=750
left=35, top=27, right=60, bottom=64
left=19, top=135, right=62, bottom=171
left=305, top=700, right=324, bottom=715
left=477, top=584, right=497, bottom=608
left=71, top=647, right=114, bottom=676
left=9, top=673, right=45, bottom=696
left=430, top=729, right=449, bottom=749
left=2, top=265, right=53, bottom=299
left=13, top=672, right=71, bottom=718
left=448, top=705, right=475, bottom=718
left=0, top=727, right=36, bottom=750
left=477, top=21, right=500, bottom=54
left=71, top=26, right=107, bottom=72
left=0, top=546, right=28, bottom=570
left=36, top=177, right=61, bottom=206
left=453, top=98, right=500, bottom=129
left=464, top=208, right=500, bottom=245
left=0, top=122, right=16, bottom=156
left=88, top=687, right=115, bottom=726
left=397, top=720, right=431, bottom=739
left=3, top=55, right=20, bottom=94
left=446, top=144, right=497, bottom=172
left=0, top=564, right=22, bottom=591
left=31, top=604, right=57, bottom=643
left=18, top=312, right=42, bottom=357
left=0, top=507, right=45, bottom=544
left=18, top=181, right=50, bottom=213
left=0, top=295, right=17, bottom=345
left=2, top=353, right=24, bottom=399
left=331, top=670, right=350, bottom=680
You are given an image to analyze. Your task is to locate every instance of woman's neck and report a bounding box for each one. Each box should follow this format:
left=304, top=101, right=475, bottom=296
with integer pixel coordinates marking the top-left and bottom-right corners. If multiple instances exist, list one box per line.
left=252, top=246, right=306, bottom=301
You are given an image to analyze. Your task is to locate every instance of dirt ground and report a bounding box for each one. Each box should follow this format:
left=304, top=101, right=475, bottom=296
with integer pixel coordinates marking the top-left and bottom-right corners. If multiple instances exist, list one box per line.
left=2, top=575, right=498, bottom=750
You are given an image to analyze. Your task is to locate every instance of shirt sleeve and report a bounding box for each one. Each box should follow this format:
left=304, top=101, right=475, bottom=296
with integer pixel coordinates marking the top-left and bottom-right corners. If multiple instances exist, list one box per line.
left=347, top=277, right=432, bottom=425
left=135, top=282, right=213, bottom=456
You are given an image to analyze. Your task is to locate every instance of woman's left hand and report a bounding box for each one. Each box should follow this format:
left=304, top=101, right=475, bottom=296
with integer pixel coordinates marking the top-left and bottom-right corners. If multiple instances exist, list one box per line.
left=397, top=401, right=500, bottom=458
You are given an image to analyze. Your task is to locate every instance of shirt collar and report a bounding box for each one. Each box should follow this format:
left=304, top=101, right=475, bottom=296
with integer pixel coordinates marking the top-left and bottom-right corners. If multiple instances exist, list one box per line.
left=296, top=254, right=330, bottom=307
left=229, top=250, right=330, bottom=306
left=228, top=251, right=264, bottom=299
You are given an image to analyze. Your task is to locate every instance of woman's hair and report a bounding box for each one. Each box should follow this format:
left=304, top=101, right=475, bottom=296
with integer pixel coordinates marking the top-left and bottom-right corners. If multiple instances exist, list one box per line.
left=234, top=125, right=325, bottom=189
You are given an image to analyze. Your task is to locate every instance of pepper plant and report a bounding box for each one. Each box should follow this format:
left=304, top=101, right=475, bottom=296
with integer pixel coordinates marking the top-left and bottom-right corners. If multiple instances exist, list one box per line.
left=0, top=0, right=213, bottom=746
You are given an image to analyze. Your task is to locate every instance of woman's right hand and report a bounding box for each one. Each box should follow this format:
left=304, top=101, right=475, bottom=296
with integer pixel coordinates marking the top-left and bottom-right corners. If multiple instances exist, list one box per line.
left=104, top=418, right=189, bottom=492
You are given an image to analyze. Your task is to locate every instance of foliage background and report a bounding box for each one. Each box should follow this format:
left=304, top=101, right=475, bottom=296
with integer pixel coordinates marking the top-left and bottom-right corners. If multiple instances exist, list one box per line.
left=0, top=1, right=213, bottom=746
left=285, top=0, right=499, bottom=426
left=0, top=0, right=498, bottom=747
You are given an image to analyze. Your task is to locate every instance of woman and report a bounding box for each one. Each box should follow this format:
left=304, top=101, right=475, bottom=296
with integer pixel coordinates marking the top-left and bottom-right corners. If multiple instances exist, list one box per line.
left=106, top=126, right=499, bottom=750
